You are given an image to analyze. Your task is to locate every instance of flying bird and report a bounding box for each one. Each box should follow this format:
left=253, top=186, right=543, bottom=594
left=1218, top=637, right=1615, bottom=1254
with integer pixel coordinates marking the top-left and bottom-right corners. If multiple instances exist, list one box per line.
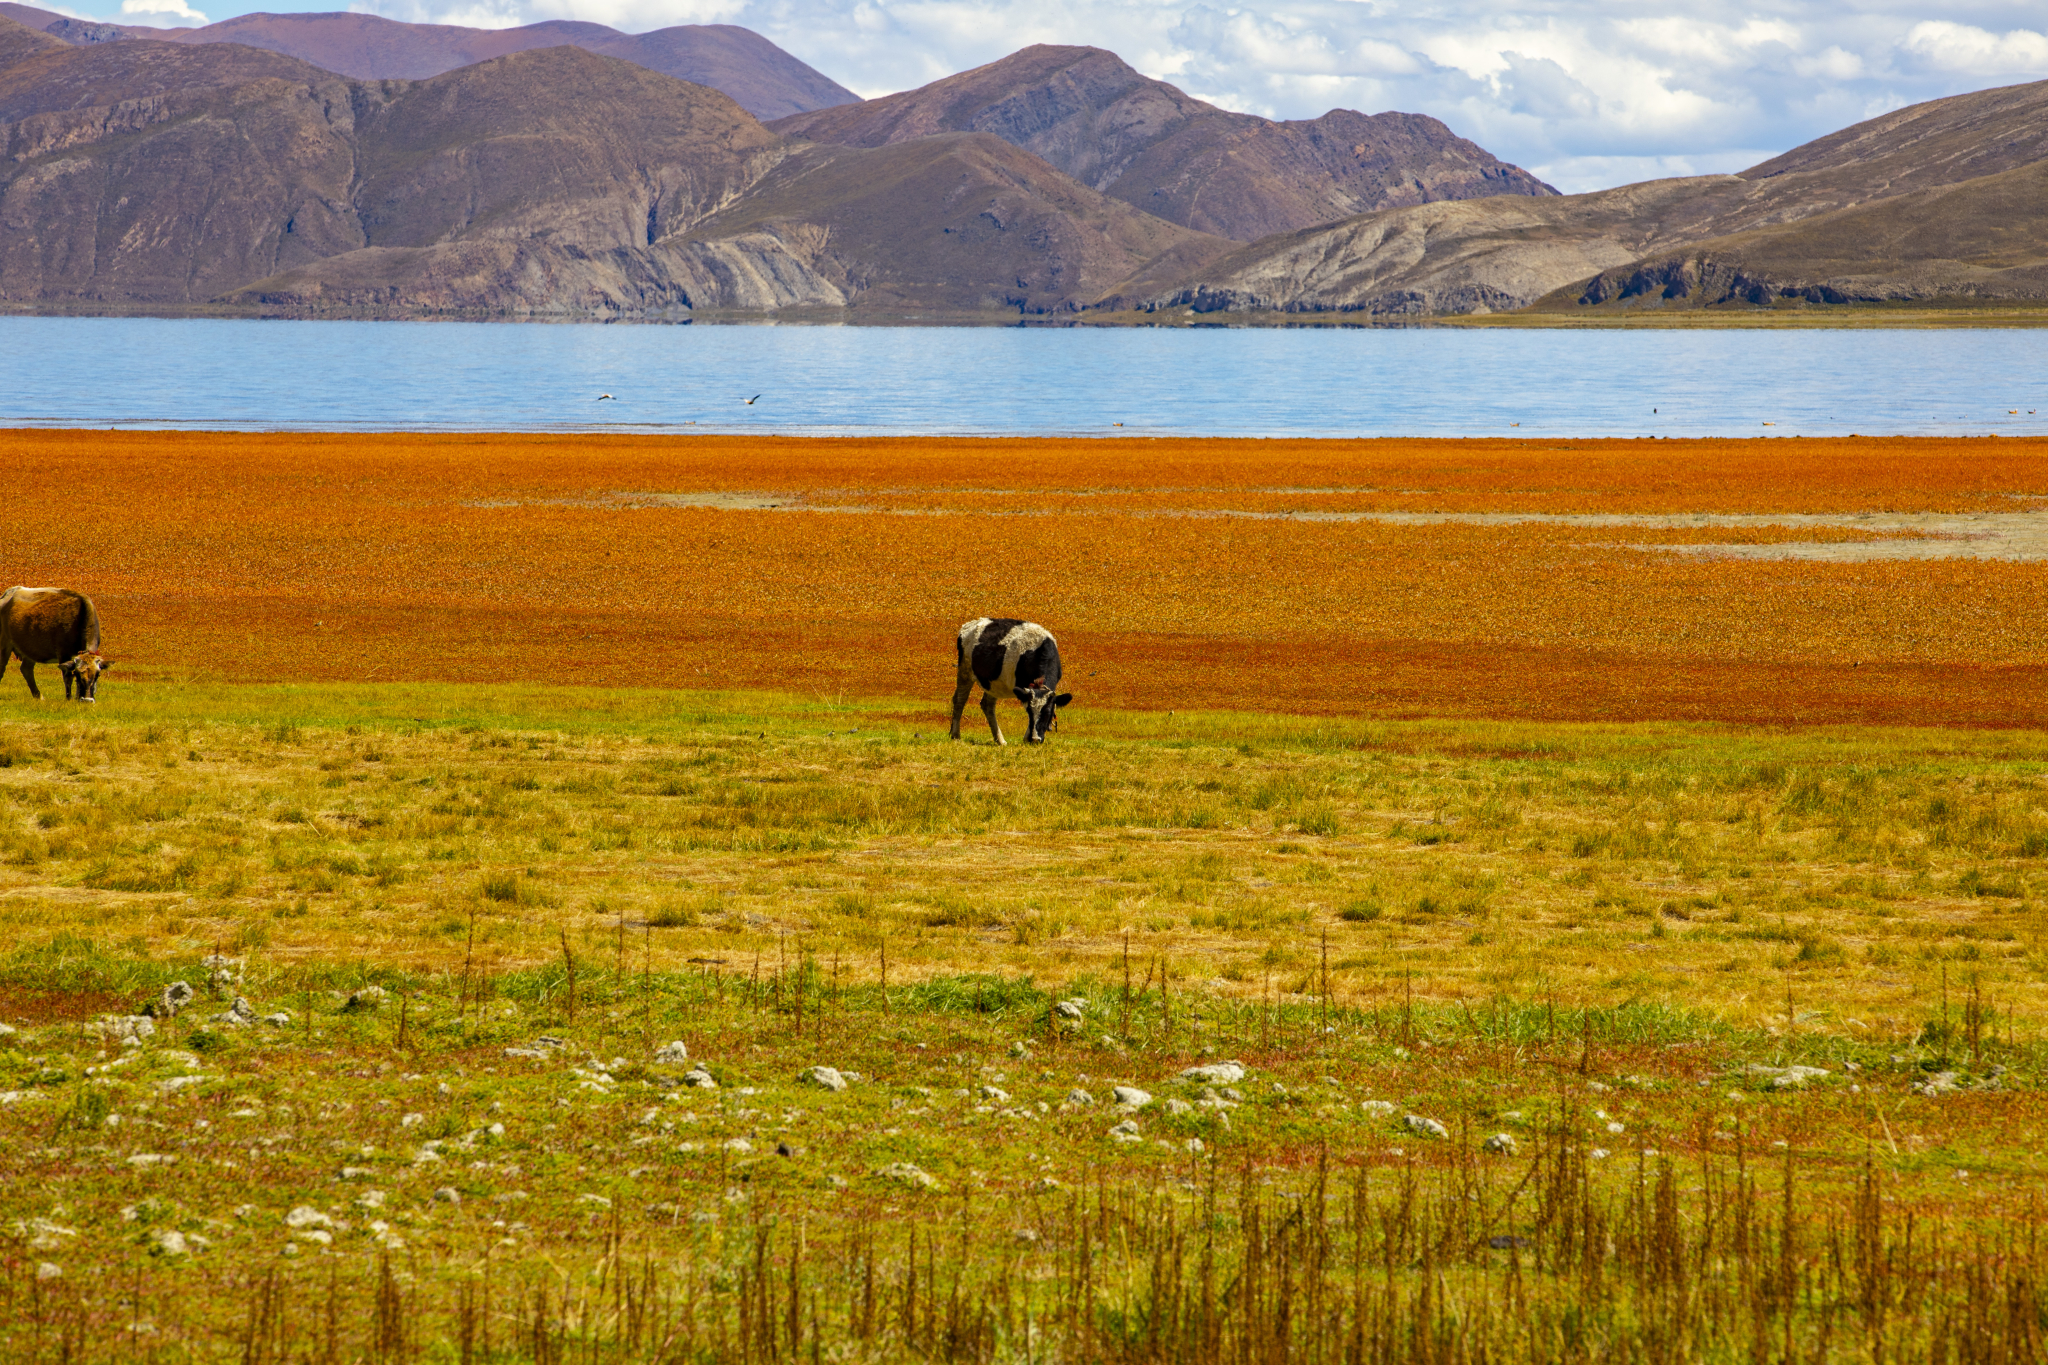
left=596, top=393, right=615, bottom=401
left=745, top=395, right=761, bottom=405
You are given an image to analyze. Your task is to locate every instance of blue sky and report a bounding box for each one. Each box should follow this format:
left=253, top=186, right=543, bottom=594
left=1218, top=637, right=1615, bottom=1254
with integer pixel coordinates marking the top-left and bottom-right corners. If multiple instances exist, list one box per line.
left=38, top=0, right=2048, bottom=192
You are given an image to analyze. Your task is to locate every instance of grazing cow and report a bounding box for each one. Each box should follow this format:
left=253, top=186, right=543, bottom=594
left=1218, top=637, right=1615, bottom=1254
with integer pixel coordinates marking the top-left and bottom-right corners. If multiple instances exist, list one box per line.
left=0, top=587, right=111, bottom=702
left=951, top=617, right=1072, bottom=745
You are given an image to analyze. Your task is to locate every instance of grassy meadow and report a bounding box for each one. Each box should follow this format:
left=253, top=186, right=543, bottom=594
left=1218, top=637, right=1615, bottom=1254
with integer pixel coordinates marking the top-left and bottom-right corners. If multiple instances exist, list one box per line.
left=2, top=682, right=2046, bottom=1362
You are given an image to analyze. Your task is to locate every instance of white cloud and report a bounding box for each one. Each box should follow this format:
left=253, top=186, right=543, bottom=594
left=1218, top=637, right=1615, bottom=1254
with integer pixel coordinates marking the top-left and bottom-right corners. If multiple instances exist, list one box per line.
left=77, top=1, right=2048, bottom=190
left=121, top=0, right=207, bottom=21
left=1899, top=21, right=2048, bottom=76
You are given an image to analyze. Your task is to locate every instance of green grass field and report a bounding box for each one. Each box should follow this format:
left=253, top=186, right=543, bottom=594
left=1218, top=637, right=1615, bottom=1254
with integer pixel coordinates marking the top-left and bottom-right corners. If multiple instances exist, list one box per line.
left=2, top=683, right=2044, bottom=1362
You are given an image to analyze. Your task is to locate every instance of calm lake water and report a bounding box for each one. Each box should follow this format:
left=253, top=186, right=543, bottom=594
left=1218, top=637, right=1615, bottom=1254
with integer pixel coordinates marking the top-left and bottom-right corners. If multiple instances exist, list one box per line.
left=4, top=316, right=2044, bottom=438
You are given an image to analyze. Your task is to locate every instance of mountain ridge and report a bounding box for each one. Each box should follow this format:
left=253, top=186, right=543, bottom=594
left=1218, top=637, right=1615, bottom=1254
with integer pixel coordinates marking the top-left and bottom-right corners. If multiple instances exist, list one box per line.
left=770, top=44, right=1556, bottom=242
left=0, top=4, right=856, bottom=119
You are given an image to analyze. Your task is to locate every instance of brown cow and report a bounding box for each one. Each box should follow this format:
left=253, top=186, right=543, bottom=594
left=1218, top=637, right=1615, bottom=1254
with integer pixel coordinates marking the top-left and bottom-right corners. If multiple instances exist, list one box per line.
left=0, top=587, right=111, bottom=701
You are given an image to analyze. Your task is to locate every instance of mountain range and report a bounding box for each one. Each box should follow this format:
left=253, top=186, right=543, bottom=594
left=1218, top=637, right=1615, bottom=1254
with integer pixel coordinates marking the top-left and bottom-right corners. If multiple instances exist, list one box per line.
left=1, top=8, right=2043, bottom=321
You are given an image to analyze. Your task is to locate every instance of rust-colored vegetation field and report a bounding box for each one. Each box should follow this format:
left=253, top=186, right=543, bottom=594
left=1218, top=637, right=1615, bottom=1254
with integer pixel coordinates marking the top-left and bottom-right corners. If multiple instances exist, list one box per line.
left=9, top=429, right=2048, bottom=726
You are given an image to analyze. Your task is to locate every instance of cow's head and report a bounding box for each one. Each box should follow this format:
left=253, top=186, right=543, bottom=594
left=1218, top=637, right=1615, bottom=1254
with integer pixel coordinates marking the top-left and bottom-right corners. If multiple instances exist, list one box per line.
left=1022, top=682, right=1073, bottom=743
left=62, top=653, right=110, bottom=702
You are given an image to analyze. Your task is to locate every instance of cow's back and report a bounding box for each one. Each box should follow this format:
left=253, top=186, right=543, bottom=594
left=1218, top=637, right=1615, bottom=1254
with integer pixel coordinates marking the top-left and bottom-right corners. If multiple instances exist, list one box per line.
left=1, top=587, right=95, bottom=661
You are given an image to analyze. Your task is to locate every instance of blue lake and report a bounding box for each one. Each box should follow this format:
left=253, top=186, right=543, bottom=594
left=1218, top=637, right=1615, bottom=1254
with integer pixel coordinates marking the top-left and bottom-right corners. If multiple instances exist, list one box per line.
left=3, top=315, right=2044, bottom=438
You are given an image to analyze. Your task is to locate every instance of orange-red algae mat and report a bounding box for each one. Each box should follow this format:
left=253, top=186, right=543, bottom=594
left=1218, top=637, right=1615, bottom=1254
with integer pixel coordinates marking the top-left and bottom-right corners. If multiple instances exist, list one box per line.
left=11, top=429, right=2048, bottom=726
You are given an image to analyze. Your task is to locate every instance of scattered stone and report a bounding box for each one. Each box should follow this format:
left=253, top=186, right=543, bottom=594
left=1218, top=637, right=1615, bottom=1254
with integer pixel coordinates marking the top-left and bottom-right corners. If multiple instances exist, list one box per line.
left=145, top=982, right=195, bottom=1019
left=0, top=1022, right=14, bottom=1037
left=723, top=1138, right=753, bottom=1154
left=400, top=1113, right=425, bottom=1128
left=1065, top=1089, right=1095, bottom=1106
left=1179, top=1061, right=1247, bottom=1086
left=1163, top=1098, right=1192, bottom=1116
left=1010, top=1040, right=1032, bottom=1058
left=1184, top=1138, right=1205, bottom=1154
left=260, top=1012, right=293, bottom=1028
left=36, top=1262, right=61, bottom=1281
left=979, top=1085, right=1010, bottom=1102
left=874, top=1162, right=938, bottom=1191
left=433, top=1188, right=461, bottom=1205
left=210, top=997, right=256, bottom=1028
left=775, top=1141, right=796, bottom=1158
left=682, top=1067, right=718, bottom=1089
left=654, top=1041, right=690, bottom=1065
left=1054, top=999, right=1087, bottom=1021
left=1111, top=1086, right=1153, bottom=1110
left=1108, top=1119, right=1142, bottom=1143
left=1483, top=1133, right=1519, bottom=1156
left=285, top=1207, right=334, bottom=1230
left=1747, top=1064, right=1830, bottom=1092
left=202, top=954, right=243, bottom=998
left=1404, top=1114, right=1449, bottom=1140
left=127, top=1153, right=174, bottom=1168
left=823, top=1174, right=848, bottom=1190
left=149, top=1229, right=189, bottom=1258
left=339, top=1167, right=375, bottom=1181
left=1014, top=1228, right=1040, bottom=1244
left=800, top=1066, right=849, bottom=1092
left=1913, top=1071, right=1962, bottom=1097
left=342, top=986, right=387, bottom=1014
left=1488, top=1235, right=1533, bottom=1251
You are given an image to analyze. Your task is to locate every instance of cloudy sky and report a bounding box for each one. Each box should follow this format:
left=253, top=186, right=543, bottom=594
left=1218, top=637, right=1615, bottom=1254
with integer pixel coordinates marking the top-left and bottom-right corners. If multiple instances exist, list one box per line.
left=63, top=0, right=2048, bottom=191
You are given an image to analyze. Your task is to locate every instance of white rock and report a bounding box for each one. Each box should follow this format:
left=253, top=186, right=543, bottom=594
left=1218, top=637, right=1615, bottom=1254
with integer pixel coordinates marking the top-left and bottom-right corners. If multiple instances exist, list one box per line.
left=1913, top=1071, right=1961, bottom=1096
left=654, top=1041, right=690, bottom=1065
left=1108, top=1119, right=1142, bottom=1143
left=36, top=1262, right=61, bottom=1281
left=285, top=1206, right=334, bottom=1230
left=1747, top=1064, right=1830, bottom=1091
left=1483, top=1132, right=1519, bottom=1155
left=1359, top=1100, right=1397, bottom=1118
left=90, top=1015, right=155, bottom=1042
left=800, top=1066, right=849, bottom=1092
left=1178, top=1062, right=1247, bottom=1086
left=1403, top=1114, right=1449, bottom=1140
left=127, top=1153, right=174, bottom=1168
left=980, top=1085, right=1010, bottom=1102
left=1065, top=1089, right=1095, bottom=1106
left=261, top=1012, right=293, bottom=1028
left=1112, top=1086, right=1152, bottom=1109
left=1163, top=1098, right=1192, bottom=1116
left=723, top=1138, right=753, bottom=1154
left=577, top=1193, right=611, bottom=1208
left=400, top=1113, right=424, bottom=1128
left=342, top=986, right=387, bottom=1013
left=339, top=1166, right=374, bottom=1181
left=433, top=1188, right=461, bottom=1204
left=682, top=1067, right=718, bottom=1089
left=1054, top=999, right=1087, bottom=1020
left=149, top=982, right=196, bottom=1019
left=150, top=1229, right=189, bottom=1257
left=874, top=1162, right=938, bottom=1190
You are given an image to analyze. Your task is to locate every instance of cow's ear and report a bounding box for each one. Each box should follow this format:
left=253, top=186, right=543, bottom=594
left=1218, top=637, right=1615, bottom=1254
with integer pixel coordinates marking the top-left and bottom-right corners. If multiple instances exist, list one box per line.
left=102, top=661, right=113, bottom=670
left=1054, top=693, right=1072, bottom=707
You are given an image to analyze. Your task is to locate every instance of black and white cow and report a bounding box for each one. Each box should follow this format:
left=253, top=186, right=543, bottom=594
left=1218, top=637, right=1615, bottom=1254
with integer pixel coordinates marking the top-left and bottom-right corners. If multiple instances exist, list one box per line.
left=951, top=618, right=1073, bottom=745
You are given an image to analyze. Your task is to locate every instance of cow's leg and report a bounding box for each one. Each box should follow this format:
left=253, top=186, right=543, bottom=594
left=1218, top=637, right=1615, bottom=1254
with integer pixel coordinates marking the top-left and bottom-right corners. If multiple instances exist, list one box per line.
left=950, top=672, right=974, bottom=740
left=19, top=660, right=40, bottom=700
left=63, top=666, right=76, bottom=701
left=981, top=691, right=1005, bottom=746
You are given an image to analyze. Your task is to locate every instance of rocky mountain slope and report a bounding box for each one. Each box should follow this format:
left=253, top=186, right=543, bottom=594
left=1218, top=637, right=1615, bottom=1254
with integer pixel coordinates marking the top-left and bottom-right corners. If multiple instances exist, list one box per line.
left=769, top=44, right=1555, bottom=242
left=0, top=3, right=855, bottom=119
left=0, top=19, right=1228, bottom=316
left=1140, top=76, right=2048, bottom=317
